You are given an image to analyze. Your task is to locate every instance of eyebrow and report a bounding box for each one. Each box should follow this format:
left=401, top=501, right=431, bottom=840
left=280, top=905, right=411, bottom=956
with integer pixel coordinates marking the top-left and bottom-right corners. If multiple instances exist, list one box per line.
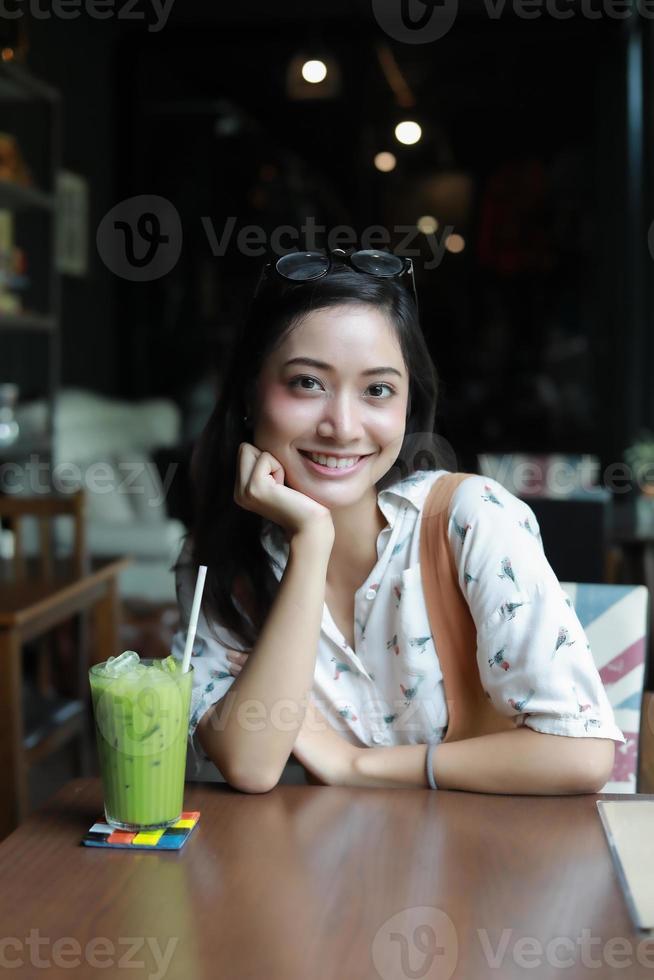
left=282, top=357, right=403, bottom=379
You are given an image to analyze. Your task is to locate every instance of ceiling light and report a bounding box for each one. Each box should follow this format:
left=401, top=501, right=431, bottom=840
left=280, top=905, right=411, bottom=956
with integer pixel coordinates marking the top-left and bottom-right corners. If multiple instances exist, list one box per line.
left=395, top=121, right=422, bottom=145
left=301, top=60, right=327, bottom=84
left=444, top=233, right=465, bottom=254
left=374, top=152, right=397, bottom=172
left=417, top=215, right=438, bottom=235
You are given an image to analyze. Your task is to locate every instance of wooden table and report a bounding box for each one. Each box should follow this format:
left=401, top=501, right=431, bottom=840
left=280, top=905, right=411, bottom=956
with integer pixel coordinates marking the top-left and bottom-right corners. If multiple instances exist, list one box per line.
left=0, top=778, right=653, bottom=980
left=0, top=558, right=131, bottom=839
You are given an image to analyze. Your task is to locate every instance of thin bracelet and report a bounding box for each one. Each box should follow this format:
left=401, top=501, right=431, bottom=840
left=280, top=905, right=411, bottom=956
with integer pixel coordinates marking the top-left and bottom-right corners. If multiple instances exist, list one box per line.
left=425, top=742, right=438, bottom=790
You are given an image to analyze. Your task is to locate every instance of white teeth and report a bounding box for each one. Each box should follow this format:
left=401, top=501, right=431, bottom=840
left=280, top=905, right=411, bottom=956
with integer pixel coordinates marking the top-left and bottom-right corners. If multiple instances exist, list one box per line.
left=308, top=453, right=360, bottom=469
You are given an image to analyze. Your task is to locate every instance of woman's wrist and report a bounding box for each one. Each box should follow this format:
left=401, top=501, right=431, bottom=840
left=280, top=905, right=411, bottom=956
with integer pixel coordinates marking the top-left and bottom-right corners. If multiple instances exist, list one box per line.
left=290, top=523, right=335, bottom=559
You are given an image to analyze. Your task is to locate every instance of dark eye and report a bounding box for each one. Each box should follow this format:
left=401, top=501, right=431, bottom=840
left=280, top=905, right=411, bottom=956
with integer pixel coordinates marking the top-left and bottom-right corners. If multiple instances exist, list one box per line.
left=368, top=383, right=395, bottom=398
left=287, top=376, right=395, bottom=398
left=288, top=376, right=321, bottom=391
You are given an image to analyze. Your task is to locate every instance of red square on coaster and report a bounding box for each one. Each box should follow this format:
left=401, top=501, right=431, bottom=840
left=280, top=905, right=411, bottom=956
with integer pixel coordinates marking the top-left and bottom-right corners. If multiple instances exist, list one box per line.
left=107, top=831, right=136, bottom=844
left=180, top=811, right=200, bottom=821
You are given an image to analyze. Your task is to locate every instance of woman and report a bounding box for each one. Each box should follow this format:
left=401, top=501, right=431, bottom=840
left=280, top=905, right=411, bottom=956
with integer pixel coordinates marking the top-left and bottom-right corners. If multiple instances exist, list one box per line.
left=172, top=247, right=624, bottom=794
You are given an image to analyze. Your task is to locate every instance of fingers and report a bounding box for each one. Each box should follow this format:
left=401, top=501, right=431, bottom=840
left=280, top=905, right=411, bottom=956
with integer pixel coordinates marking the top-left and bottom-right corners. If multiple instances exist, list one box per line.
left=227, top=649, right=249, bottom=676
left=235, top=443, right=259, bottom=502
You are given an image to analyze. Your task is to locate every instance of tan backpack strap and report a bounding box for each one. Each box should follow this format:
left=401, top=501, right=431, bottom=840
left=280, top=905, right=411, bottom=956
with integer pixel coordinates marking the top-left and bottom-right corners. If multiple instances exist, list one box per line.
left=419, top=472, right=515, bottom=743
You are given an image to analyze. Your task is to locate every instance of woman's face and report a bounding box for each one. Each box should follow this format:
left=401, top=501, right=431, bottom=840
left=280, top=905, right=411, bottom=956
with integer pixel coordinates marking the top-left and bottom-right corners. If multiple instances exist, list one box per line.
left=250, top=304, right=409, bottom=509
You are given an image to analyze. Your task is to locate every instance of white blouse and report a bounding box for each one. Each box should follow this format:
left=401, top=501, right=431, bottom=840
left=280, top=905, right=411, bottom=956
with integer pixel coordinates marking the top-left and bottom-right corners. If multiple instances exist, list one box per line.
left=171, top=469, right=625, bottom=758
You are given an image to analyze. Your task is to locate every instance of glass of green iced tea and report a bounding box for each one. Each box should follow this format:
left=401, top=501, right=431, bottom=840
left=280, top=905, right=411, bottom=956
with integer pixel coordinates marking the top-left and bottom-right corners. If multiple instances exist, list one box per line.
left=89, top=651, right=193, bottom=831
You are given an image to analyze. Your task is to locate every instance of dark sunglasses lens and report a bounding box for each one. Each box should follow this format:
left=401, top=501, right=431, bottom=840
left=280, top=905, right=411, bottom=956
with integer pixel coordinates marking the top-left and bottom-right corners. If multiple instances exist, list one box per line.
left=276, top=251, right=330, bottom=281
left=350, top=250, right=404, bottom=277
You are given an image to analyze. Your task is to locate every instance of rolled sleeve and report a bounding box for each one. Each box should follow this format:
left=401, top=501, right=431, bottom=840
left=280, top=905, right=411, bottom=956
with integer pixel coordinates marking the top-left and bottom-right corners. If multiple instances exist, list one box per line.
left=449, top=476, right=626, bottom=745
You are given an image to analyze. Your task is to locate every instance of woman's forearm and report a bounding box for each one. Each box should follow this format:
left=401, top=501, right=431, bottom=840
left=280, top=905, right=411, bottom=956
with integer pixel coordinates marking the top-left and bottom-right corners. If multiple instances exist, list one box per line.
left=198, top=528, right=333, bottom=792
left=350, top=728, right=615, bottom=795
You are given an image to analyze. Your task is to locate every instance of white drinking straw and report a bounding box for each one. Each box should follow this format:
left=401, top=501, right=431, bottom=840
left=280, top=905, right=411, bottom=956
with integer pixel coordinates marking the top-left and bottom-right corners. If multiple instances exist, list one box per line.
left=181, top=564, right=207, bottom=674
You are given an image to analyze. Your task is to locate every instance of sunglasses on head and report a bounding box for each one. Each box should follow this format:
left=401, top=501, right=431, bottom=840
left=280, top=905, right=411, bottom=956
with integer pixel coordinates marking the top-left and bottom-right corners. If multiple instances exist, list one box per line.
left=256, top=247, right=419, bottom=313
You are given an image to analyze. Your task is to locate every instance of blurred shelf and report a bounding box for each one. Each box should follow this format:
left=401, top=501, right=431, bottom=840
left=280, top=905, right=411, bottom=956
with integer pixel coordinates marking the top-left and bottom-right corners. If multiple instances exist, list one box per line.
left=0, top=312, right=56, bottom=332
left=0, top=179, right=54, bottom=212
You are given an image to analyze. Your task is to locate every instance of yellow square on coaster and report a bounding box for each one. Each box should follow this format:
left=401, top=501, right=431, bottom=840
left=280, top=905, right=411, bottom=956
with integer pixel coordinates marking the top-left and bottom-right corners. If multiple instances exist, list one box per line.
left=132, top=830, right=165, bottom=846
left=172, top=819, right=195, bottom=829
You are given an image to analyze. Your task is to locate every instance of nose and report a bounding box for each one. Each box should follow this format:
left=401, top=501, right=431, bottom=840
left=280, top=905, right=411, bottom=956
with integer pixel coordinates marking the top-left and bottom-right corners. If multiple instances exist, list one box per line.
left=316, top=393, right=365, bottom=444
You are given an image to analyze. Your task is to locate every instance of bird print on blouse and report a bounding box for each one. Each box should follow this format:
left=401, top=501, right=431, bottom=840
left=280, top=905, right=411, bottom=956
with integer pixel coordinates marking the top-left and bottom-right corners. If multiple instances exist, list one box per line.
left=553, top=627, right=575, bottom=658
left=386, top=633, right=400, bottom=656
left=508, top=688, right=536, bottom=712
left=331, top=658, right=354, bottom=681
left=391, top=535, right=411, bottom=557
left=499, top=600, right=530, bottom=621
left=191, top=638, right=206, bottom=657
left=550, top=685, right=603, bottom=733
left=400, top=673, right=427, bottom=707
left=488, top=647, right=511, bottom=671
left=482, top=484, right=504, bottom=507
left=573, top=685, right=593, bottom=714
left=174, top=469, right=627, bottom=751
left=453, top=518, right=471, bottom=543
left=408, top=635, right=432, bottom=652
left=498, top=557, right=520, bottom=590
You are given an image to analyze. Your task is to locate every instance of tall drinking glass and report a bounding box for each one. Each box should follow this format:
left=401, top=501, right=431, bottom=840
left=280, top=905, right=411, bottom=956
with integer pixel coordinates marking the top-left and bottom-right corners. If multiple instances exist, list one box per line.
left=89, top=653, right=193, bottom=831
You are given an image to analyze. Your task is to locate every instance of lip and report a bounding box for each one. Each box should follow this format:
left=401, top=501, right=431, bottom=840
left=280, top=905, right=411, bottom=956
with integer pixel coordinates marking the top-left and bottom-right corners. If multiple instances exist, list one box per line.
left=298, top=450, right=373, bottom=478
left=298, top=450, right=374, bottom=458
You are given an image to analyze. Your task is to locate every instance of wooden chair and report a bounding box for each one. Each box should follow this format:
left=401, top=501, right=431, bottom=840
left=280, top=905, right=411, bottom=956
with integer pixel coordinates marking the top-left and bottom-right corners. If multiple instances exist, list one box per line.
left=0, top=489, right=91, bottom=812
left=0, top=487, right=87, bottom=579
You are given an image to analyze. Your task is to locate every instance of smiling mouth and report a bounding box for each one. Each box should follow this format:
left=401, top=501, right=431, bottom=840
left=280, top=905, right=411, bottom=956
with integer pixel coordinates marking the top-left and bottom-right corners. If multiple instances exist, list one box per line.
left=298, top=450, right=373, bottom=470
left=298, top=450, right=373, bottom=458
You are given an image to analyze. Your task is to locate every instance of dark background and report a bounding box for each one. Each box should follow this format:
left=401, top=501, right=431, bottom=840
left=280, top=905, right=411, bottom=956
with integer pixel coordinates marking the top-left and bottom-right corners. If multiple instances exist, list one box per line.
left=5, top=0, right=654, bottom=475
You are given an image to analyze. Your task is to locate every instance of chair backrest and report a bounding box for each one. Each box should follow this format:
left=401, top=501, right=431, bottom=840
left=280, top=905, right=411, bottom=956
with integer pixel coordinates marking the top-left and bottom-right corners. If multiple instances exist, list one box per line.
left=560, top=582, right=648, bottom=793
left=0, top=489, right=87, bottom=581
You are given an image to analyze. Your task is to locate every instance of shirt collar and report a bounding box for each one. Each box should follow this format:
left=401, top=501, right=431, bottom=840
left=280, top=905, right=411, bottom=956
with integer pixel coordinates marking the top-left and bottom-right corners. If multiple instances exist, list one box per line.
left=260, top=469, right=447, bottom=565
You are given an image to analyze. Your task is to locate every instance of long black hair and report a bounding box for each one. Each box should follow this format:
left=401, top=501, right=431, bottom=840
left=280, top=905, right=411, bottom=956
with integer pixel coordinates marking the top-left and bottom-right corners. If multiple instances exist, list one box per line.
left=174, top=259, right=441, bottom=652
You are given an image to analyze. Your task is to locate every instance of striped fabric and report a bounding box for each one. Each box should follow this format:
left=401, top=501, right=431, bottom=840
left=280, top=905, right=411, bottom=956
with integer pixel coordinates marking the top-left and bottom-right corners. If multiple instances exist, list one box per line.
left=560, top=583, right=648, bottom=793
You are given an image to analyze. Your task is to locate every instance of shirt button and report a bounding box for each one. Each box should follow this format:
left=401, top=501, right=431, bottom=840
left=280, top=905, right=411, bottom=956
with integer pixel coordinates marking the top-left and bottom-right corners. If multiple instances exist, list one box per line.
left=365, top=588, right=377, bottom=600
left=372, top=733, right=385, bottom=744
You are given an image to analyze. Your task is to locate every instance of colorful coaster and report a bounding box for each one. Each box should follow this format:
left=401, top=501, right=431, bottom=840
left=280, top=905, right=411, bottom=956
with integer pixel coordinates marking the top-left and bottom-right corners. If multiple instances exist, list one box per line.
left=81, top=811, right=200, bottom=850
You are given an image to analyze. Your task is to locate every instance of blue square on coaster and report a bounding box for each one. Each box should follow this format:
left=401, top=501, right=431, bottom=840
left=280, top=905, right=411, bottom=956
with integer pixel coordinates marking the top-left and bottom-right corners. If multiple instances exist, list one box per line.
left=81, top=812, right=200, bottom=850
